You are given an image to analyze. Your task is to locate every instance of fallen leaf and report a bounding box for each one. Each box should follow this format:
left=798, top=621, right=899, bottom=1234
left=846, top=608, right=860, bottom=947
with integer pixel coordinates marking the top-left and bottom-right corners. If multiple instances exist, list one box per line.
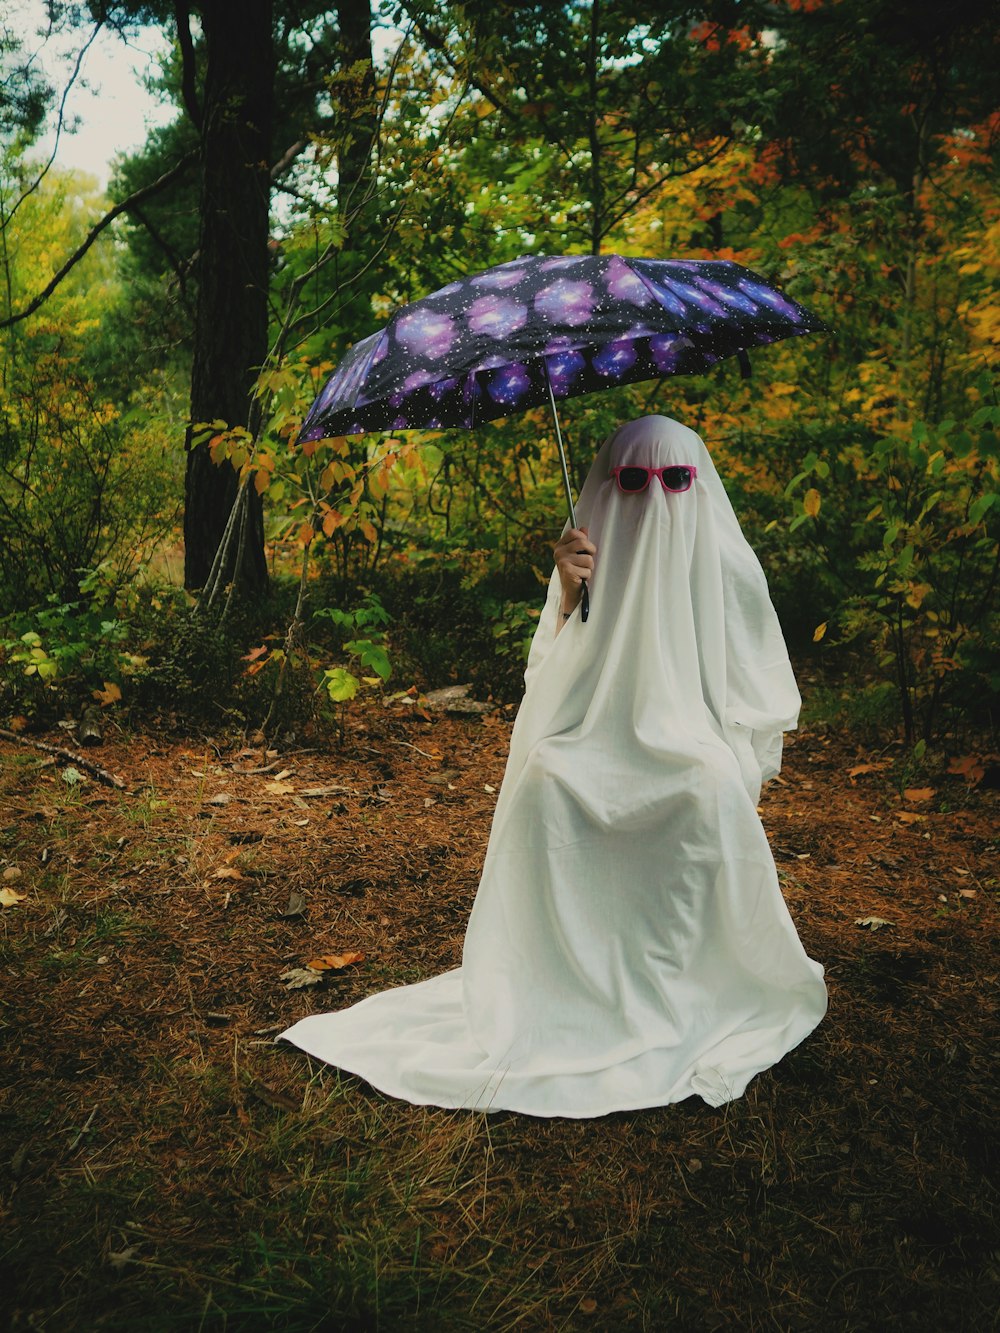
left=848, top=763, right=889, bottom=779
left=958, top=888, right=978, bottom=899
left=272, top=768, right=294, bottom=782
left=3, top=866, right=22, bottom=881
left=211, top=867, right=244, bottom=881
left=247, top=1080, right=300, bottom=1112
left=280, top=890, right=307, bottom=917
left=947, top=754, right=985, bottom=784
left=107, top=1245, right=139, bottom=1271
left=305, top=951, right=365, bottom=972
left=205, top=792, right=232, bottom=806
left=855, top=916, right=893, bottom=931
left=484, top=784, right=496, bottom=794
left=264, top=780, right=296, bottom=795
left=280, top=968, right=324, bottom=989
left=903, top=787, right=935, bottom=802
left=61, top=766, right=85, bottom=786
left=579, top=1298, right=598, bottom=1315
left=92, top=681, right=122, bottom=706
left=896, top=810, right=925, bottom=824
left=1, top=887, right=27, bottom=908
left=299, top=785, right=351, bottom=798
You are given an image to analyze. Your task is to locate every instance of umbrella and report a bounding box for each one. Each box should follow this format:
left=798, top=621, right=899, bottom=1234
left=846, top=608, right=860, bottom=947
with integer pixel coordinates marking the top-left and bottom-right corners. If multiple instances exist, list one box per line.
left=299, top=253, right=828, bottom=619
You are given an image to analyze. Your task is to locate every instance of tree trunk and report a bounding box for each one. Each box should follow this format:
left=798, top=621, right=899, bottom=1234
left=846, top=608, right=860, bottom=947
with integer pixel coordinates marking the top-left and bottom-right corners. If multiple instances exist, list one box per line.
left=184, top=0, right=274, bottom=592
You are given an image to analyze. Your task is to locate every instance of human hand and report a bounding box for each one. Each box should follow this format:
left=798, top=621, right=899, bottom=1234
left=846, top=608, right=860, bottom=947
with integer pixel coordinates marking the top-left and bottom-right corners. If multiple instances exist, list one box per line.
left=553, top=526, right=596, bottom=612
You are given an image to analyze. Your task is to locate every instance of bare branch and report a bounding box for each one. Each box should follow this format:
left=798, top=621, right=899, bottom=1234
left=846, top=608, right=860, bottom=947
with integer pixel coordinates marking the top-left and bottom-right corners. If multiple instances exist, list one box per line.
left=128, top=202, right=194, bottom=312
left=0, top=151, right=197, bottom=331
left=4, top=19, right=103, bottom=229
left=270, top=138, right=309, bottom=181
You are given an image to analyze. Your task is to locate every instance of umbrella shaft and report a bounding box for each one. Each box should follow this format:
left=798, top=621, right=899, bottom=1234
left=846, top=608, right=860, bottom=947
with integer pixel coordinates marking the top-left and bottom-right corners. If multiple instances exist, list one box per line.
left=544, top=369, right=578, bottom=529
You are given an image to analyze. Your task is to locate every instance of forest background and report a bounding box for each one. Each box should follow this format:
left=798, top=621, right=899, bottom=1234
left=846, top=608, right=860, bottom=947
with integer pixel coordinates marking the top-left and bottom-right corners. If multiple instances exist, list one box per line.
left=2, top=4, right=999, bottom=1330
left=1, top=0, right=998, bottom=749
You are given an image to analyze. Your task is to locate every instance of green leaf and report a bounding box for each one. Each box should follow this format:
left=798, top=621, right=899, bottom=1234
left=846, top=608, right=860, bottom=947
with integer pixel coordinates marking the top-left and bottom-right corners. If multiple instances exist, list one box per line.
left=323, top=667, right=359, bottom=703
left=969, top=493, right=997, bottom=524
left=360, top=645, right=391, bottom=680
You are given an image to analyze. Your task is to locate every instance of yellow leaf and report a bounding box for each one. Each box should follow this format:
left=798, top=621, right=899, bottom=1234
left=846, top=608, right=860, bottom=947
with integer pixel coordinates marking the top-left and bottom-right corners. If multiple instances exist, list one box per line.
left=254, top=468, right=269, bottom=495
left=0, top=887, right=27, bottom=907
left=903, top=787, right=935, bottom=802
left=298, top=523, right=315, bottom=546
left=812, top=622, right=827, bottom=642
left=320, top=461, right=338, bottom=490
left=92, top=681, right=122, bottom=706
left=264, top=780, right=296, bottom=795
left=359, top=520, right=377, bottom=543
left=803, top=488, right=821, bottom=518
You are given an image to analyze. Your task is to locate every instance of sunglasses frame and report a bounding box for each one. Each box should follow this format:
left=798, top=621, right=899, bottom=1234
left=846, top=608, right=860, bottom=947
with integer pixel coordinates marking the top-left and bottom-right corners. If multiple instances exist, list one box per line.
left=610, top=464, right=698, bottom=494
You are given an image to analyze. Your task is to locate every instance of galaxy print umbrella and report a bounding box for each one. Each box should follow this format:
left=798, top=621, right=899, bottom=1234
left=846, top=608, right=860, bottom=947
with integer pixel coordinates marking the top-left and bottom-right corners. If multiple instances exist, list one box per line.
left=299, top=254, right=828, bottom=618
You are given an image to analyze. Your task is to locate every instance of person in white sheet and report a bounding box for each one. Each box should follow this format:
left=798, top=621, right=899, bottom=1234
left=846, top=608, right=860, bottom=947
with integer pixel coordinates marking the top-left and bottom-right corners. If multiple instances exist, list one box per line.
left=281, top=414, right=827, bottom=1116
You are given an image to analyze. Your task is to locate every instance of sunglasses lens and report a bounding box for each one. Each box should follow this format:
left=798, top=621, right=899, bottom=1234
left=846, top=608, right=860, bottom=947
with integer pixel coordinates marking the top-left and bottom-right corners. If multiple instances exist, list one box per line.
left=662, top=467, right=692, bottom=491
left=617, top=467, right=649, bottom=492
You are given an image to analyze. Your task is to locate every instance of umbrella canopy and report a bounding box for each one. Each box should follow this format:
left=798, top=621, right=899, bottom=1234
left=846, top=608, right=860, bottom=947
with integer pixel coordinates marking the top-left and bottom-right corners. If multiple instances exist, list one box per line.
left=299, top=254, right=827, bottom=443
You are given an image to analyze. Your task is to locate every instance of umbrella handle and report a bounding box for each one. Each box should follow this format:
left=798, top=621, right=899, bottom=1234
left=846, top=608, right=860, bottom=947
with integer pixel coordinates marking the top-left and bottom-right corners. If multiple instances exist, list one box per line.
left=544, top=365, right=589, bottom=625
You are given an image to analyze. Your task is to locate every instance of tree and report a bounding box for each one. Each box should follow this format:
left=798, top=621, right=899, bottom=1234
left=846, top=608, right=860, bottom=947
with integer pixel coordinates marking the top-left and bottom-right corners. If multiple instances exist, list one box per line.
left=1, top=1, right=382, bottom=595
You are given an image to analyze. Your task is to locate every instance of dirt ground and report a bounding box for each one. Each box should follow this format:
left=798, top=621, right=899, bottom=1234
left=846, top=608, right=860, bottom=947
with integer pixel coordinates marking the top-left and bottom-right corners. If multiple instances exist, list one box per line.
left=1, top=696, right=997, bottom=1331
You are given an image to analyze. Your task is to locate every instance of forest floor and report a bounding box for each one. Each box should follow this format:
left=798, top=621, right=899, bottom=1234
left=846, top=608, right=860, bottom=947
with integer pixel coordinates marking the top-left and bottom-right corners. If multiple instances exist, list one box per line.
left=0, top=694, right=997, bottom=1332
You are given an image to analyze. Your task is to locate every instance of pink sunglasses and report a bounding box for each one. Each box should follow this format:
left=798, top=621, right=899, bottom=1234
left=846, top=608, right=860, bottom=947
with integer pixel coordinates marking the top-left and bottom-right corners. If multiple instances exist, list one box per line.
left=610, top=464, right=698, bottom=494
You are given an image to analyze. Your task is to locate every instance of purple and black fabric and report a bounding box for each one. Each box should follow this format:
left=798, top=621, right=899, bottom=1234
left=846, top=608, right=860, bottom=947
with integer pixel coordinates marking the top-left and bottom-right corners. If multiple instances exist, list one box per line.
left=299, top=256, right=826, bottom=442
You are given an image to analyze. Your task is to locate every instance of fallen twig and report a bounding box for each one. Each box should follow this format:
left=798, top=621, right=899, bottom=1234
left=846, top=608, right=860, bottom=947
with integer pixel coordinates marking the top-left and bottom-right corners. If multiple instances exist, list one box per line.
left=0, top=728, right=126, bottom=790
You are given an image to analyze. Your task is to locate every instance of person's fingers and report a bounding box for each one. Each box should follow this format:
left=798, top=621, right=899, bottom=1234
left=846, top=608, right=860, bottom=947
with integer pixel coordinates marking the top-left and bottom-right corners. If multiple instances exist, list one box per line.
left=555, top=528, right=596, bottom=558
left=556, top=553, right=594, bottom=585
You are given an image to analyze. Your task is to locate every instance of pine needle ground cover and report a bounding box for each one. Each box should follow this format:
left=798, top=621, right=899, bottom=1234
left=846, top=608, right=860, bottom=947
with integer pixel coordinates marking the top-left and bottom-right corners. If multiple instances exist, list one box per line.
left=1, top=701, right=997, bottom=1331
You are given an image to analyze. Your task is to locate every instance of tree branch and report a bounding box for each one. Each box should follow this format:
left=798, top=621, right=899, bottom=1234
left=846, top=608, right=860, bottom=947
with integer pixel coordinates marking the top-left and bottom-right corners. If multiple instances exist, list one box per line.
left=270, top=138, right=309, bottom=180
left=173, top=2, right=202, bottom=130
left=0, top=151, right=198, bottom=331
left=4, top=20, right=103, bottom=230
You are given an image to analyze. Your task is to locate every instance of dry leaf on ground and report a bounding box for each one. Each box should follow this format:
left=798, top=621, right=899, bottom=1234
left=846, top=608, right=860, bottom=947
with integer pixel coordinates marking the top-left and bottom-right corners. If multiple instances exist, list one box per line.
left=855, top=916, right=893, bottom=931
left=1, top=887, right=27, bottom=907
left=903, top=787, right=935, bottom=802
left=279, top=968, right=324, bottom=989
left=305, top=951, right=365, bottom=971
left=92, top=682, right=122, bottom=706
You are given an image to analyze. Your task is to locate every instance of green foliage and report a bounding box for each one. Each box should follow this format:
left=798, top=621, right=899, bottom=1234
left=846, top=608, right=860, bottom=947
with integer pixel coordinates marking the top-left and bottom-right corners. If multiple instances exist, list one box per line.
left=314, top=593, right=393, bottom=711
left=786, top=386, right=999, bottom=741
left=3, top=1, right=998, bottom=742
left=0, top=583, right=137, bottom=721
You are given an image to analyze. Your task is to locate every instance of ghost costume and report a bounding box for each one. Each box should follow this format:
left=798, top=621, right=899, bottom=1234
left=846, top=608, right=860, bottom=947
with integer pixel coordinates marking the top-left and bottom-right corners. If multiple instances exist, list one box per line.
left=281, top=415, right=826, bottom=1116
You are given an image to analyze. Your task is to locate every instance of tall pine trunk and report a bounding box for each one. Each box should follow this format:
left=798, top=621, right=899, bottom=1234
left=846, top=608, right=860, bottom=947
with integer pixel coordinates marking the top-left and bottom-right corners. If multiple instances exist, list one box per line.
left=184, top=0, right=273, bottom=592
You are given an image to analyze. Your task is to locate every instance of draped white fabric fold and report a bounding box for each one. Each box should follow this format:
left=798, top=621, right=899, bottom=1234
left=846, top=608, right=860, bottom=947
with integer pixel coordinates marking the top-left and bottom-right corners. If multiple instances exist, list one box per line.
left=281, top=415, right=826, bottom=1116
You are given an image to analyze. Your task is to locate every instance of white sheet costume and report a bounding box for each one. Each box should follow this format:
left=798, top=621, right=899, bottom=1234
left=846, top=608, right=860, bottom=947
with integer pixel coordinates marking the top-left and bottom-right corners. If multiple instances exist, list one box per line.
left=281, top=415, right=826, bottom=1116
